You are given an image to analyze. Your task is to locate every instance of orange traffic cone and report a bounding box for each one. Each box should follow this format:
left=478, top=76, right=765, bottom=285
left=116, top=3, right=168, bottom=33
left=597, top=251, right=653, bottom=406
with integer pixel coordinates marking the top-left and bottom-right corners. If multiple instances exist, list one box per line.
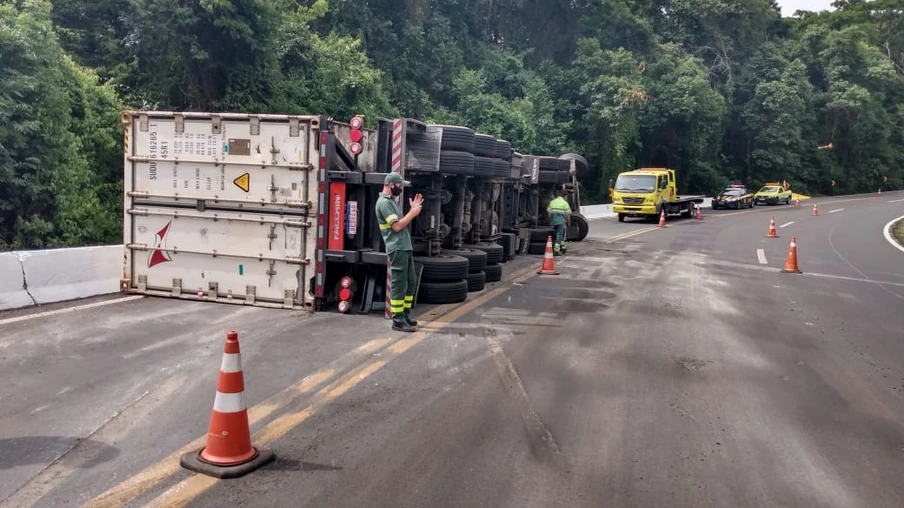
left=695, top=204, right=703, bottom=220
left=181, top=331, right=274, bottom=478
left=781, top=237, right=802, bottom=273
left=536, top=235, right=559, bottom=275
left=766, top=216, right=779, bottom=238
left=795, top=199, right=800, bottom=207
left=878, top=188, right=882, bottom=198
left=812, top=203, right=819, bottom=216
left=658, top=209, right=667, bottom=228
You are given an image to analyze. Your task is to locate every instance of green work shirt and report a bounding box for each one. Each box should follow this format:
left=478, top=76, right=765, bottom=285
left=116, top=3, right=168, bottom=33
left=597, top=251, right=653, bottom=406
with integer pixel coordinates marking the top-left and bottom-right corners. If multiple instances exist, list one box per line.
left=547, top=196, right=571, bottom=226
left=375, top=193, right=412, bottom=252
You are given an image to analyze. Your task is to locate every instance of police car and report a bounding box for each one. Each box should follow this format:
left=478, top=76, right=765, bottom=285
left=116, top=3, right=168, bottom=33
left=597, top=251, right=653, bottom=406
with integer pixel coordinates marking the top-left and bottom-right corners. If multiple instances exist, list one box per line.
left=711, top=184, right=754, bottom=209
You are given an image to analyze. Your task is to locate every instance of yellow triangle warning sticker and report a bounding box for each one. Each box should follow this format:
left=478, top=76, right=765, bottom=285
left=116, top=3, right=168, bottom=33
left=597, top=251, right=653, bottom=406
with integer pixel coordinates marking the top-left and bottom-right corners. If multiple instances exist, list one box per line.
left=233, top=173, right=250, bottom=193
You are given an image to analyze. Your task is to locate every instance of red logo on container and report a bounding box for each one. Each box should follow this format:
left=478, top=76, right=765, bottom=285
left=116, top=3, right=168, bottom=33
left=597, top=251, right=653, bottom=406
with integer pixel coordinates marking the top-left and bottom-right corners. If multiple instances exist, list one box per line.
left=148, top=221, right=173, bottom=268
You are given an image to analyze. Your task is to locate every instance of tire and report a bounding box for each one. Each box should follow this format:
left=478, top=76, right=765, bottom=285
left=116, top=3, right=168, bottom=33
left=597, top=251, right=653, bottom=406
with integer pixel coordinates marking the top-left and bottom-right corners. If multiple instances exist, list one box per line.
left=566, top=213, right=589, bottom=242
left=537, top=156, right=567, bottom=172
left=473, top=156, right=495, bottom=177
left=465, top=271, right=486, bottom=292
left=474, top=134, right=497, bottom=157
left=441, top=248, right=487, bottom=273
left=528, top=241, right=547, bottom=255
left=496, top=139, right=513, bottom=160
left=414, top=254, right=469, bottom=282
left=538, top=169, right=569, bottom=184
left=557, top=153, right=590, bottom=180
left=438, top=150, right=474, bottom=176
left=618, top=213, right=625, bottom=222
left=681, top=206, right=693, bottom=218
left=494, top=159, right=511, bottom=178
left=433, top=125, right=475, bottom=153
left=529, top=228, right=554, bottom=243
left=484, top=263, right=503, bottom=282
left=464, top=242, right=504, bottom=264
left=417, top=279, right=468, bottom=304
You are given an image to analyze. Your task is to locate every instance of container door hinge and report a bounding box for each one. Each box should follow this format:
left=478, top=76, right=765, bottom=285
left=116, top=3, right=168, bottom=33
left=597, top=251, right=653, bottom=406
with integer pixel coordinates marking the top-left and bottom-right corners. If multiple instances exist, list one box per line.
left=212, top=116, right=222, bottom=135
left=283, top=289, right=295, bottom=307
left=250, top=117, right=260, bottom=136
left=266, top=260, right=277, bottom=287
left=175, top=114, right=185, bottom=134
left=172, top=278, right=183, bottom=296
left=137, top=275, right=147, bottom=292
left=208, top=282, right=219, bottom=300
left=289, top=118, right=300, bottom=137
left=139, top=114, right=149, bottom=132
left=246, top=285, right=256, bottom=304
left=268, top=224, right=278, bottom=250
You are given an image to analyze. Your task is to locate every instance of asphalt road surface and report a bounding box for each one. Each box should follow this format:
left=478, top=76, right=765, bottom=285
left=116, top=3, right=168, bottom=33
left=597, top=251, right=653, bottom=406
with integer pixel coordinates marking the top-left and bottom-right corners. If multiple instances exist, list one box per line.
left=2, top=192, right=903, bottom=508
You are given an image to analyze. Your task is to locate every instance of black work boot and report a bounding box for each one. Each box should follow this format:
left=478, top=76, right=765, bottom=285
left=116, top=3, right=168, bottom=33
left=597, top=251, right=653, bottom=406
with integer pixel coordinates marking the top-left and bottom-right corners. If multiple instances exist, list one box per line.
left=404, top=312, right=418, bottom=326
left=392, top=322, right=417, bottom=333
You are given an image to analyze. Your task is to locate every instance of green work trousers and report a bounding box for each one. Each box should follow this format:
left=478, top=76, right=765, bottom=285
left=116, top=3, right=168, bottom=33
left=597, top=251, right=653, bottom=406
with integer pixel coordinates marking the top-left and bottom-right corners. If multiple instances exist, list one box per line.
left=553, top=223, right=566, bottom=254
left=388, top=250, right=416, bottom=326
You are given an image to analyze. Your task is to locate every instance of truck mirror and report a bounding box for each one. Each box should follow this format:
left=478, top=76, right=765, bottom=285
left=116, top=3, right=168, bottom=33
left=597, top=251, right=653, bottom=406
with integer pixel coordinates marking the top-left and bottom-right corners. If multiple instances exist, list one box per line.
left=607, top=178, right=614, bottom=188
left=660, top=179, right=667, bottom=189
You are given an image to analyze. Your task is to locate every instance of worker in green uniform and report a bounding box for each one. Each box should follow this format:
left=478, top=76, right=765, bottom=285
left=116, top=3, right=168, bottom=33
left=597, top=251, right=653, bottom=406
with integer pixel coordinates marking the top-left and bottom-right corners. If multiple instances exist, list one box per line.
left=375, top=173, right=424, bottom=332
left=547, top=188, right=571, bottom=256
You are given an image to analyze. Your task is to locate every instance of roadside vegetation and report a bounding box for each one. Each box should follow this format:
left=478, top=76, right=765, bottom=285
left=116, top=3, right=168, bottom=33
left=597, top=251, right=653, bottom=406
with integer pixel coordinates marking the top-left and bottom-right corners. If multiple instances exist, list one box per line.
left=894, top=219, right=904, bottom=247
left=2, top=0, right=903, bottom=250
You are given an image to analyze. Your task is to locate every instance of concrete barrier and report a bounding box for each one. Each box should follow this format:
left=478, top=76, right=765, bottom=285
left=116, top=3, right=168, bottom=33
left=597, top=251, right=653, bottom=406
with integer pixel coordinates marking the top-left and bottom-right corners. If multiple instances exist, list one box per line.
left=17, top=245, right=123, bottom=306
left=581, top=204, right=616, bottom=219
left=0, top=252, right=33, bottom=311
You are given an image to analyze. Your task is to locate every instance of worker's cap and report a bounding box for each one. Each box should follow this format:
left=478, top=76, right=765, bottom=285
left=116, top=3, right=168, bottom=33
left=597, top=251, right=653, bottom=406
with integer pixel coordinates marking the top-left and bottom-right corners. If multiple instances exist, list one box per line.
left=384, top=172, right=411, bottom=186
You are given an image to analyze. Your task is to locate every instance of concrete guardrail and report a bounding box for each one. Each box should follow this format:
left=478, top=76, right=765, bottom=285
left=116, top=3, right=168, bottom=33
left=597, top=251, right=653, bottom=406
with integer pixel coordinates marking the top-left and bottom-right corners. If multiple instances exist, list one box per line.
left=0, top=245, right=123, bottom=311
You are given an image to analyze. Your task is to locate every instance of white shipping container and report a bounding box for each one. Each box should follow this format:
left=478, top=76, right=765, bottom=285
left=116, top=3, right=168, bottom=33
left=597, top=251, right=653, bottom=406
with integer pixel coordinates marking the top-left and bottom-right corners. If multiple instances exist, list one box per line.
left=122, top=112, right=324, bottom=309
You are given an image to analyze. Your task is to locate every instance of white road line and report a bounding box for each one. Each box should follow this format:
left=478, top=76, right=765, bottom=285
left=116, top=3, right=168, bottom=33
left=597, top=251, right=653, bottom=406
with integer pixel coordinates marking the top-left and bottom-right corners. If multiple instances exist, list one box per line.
left=757, top=249, right=768, bottom=265
left=0, top=296, right=144, bottom=326
left=780, top=221, right=795, bottom=228
left=889, top=199, right=904, bottom=203
left=828, top=208, right=844, bottom=214
left=883, top=215, right=904, bottom=255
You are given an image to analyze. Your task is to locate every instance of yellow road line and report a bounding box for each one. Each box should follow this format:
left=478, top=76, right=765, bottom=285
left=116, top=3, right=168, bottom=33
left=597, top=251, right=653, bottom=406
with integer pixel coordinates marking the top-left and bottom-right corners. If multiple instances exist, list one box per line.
left=84, top=262, right=539, bottom=508
left=146, top=265, right=539, bottom=507
left=81, top=338, right=391, bottom=508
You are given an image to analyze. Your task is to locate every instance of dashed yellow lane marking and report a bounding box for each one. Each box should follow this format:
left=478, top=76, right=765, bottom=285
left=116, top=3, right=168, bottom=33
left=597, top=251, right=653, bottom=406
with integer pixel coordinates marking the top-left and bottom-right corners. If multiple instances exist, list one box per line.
left=84, top=263, right=539, bottom=508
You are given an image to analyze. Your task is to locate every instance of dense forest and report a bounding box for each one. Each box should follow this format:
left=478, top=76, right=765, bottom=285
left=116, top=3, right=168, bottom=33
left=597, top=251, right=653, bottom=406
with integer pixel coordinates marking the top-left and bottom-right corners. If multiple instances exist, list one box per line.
left=1, top=0, right=902, bottom=250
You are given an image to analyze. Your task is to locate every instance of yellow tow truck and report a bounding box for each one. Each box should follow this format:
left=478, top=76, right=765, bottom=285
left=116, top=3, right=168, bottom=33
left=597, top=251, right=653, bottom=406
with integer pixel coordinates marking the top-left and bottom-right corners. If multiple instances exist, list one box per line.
left=611, top=168, right=706, bottom=222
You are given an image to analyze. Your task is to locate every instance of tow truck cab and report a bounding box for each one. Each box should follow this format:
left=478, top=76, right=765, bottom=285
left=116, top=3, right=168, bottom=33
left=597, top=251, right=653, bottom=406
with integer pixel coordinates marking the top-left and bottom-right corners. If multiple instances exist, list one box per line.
left=611, top=168, right=704, bottom=222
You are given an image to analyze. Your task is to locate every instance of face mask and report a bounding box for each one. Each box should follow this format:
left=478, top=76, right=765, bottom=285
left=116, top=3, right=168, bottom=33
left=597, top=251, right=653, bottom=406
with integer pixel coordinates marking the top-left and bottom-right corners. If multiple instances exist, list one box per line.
left=390, top=186, right=403, bottom=197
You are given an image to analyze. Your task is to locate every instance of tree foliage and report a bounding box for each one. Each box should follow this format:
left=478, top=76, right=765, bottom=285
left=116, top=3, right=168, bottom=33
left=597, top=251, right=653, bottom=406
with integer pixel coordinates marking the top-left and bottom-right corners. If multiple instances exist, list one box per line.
left=1, top=0, right=902, bottom=249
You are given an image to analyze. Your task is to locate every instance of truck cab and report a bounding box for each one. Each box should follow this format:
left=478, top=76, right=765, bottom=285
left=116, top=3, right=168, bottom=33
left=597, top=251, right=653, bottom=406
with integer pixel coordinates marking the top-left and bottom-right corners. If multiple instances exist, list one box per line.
left=611, top=168, right=703, bottom=222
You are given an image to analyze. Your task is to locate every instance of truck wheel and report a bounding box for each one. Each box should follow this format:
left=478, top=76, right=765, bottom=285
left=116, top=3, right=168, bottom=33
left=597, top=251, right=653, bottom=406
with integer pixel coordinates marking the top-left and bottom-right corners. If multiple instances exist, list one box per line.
left=464, top=242, right=504, bottom=264
left=557, top=153, right=590, bottom=181
left=527, top=242, right=547, bottom=255
left=495, top=139, right=513, bottom=160
left=538, top=169, right=569, bottom=184
left=494, top=159, right=511, bottom=178
left=618, top=213, right=625, bottom=223
left=473, top=156, right=495, bottom=177
left=438, top=150, right=475, bottom=175
left=681, top=206, right=693, bottom=218
left=567, top=213, right=589, bottom=242
left=432, top=124, right=475, bottom=153
left=441, top=248, right=488, bottom=273
left=484, top=263, right=503, bottom=283
left=474, top=134, right=497, bottom=157
left=417, top=280, right=468, bottom=304
left=415, top=254, right=469, bottom=282
left=464, top=271, right=486, bottom=292
left=529, top=228, right=554, bottom=243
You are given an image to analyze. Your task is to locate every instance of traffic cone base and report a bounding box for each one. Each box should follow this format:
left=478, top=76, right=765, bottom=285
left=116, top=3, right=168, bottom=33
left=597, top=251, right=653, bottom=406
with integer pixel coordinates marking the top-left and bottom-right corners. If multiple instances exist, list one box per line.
left=537, top=235, right=559, bottom=275
left=658, top=209, right=667, bottom=228
left=695, top=205, right=703, bottom=220
left=812, top=204, right=819, bottom=216
left=781, top=236, right=802, bottom=274
left=180, top=331, right=275, bottom=479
